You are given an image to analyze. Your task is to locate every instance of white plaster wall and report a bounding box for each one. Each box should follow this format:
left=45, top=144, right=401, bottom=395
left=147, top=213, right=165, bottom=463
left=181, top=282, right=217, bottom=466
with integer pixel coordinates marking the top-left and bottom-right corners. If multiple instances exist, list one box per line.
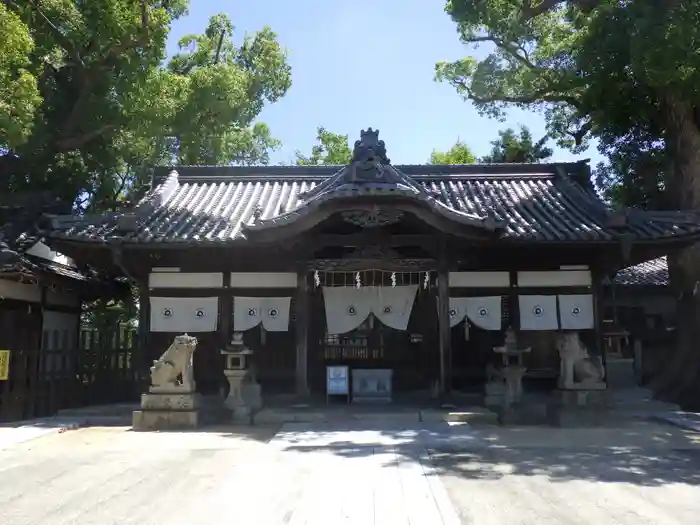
left=26, top=241, right=76, bottom=268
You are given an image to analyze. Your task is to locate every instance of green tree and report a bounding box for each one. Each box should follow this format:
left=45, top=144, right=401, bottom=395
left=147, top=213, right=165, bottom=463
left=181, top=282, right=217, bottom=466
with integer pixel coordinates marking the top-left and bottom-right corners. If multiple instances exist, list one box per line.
left=429, top=140, right=476, bottom=164
left=481, top=126, right=552, bottom=164
left=0, top=4, right=41, bottom=148
left=1, top=3, right=291, bottom=211
left=434, top=0, right=700, bottom=406
left=295, top=127, right=352, bottom=165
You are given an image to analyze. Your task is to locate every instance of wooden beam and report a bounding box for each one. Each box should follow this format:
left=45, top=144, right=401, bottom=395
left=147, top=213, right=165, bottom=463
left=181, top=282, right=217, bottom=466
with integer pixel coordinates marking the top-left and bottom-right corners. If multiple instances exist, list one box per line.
left=315, top=233, right=438, bottom=250
left=295, top=271, right=310, bottom=397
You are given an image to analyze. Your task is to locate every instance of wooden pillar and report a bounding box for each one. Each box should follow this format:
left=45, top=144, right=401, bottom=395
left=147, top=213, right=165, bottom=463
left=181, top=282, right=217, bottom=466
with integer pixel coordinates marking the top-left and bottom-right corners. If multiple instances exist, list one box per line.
left=591, top=268, right=607, bottom=371
left=295, top=270, right=309, bottom=397
left=220, top=272, right=232, bottom=346
left=437, top=262, right=451, bottom=397
left=137, top=283, right=150, bottom=369
left=507, top=270, right=520, bottom=330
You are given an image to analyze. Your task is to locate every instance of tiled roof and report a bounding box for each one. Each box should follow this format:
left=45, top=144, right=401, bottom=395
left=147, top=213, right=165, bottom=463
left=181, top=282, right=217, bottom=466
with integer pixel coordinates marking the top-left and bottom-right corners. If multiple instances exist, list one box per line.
left=610, top=257, right=669, bottom=287
left=48, top=163, right=700, bottom=245
left=0, top=200, right=104, bottom=285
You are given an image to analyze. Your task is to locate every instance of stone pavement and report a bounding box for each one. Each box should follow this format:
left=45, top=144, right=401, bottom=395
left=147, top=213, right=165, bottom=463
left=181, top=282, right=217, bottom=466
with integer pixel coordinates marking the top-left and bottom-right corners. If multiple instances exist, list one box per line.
left=0, top=422, right=469, bottom=525
left=0, top=417, right=83, bottom=452
left=654, top=411, right=700, bottom=433
left=0, top=403, right=135, bottom=452
left=0, top=418, right=699, bottom=524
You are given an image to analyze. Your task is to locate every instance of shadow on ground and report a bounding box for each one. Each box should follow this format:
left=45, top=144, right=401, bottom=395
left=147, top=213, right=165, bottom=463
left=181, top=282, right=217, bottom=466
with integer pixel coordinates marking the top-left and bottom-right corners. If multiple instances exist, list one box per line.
left=267, top=421, right=700, bottom=487
left=130, top=424, right=281, bottom=443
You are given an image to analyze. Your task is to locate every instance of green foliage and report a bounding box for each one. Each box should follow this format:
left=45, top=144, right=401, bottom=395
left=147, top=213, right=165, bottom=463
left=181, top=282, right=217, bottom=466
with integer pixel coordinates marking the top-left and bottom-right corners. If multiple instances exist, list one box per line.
left=434, top=0, right=700, bottom=209
left=429, top=140, right=476, bottom=164
left=480, top=126, right=552, bottom=163
left=0, top=4, right=41, bottom=148
left=1, top=2, right=291, bottom=211
left=295, top=127, right=352, bottom=165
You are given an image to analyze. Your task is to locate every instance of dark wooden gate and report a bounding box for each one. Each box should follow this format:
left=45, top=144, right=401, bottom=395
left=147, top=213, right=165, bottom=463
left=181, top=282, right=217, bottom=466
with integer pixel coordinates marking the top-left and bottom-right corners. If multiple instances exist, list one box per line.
left=0, top=301, right=42, bottom=422
left=0, top=315, right=141, bottom=423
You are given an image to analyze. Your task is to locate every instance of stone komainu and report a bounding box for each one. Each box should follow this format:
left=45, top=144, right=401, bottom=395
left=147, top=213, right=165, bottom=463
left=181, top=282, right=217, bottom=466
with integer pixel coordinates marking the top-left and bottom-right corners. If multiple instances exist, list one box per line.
left=150, top=334, right=198, bottom=391
left=556, top=332, right=606, bottom=388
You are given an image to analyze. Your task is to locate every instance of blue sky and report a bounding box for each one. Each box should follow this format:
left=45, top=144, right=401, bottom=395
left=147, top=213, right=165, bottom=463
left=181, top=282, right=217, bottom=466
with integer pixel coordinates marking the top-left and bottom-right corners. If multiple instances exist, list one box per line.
left=167, top=0, right=602, bottom=166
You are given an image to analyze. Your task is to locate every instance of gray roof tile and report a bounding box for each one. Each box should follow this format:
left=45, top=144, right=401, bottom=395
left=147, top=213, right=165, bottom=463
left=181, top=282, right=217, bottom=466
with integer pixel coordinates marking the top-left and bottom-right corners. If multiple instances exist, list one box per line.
left=49, top=164, right=700, bottom=245
left=611, top=257, right=669, bottom=287
left=0, top=199, right=105, bottom=285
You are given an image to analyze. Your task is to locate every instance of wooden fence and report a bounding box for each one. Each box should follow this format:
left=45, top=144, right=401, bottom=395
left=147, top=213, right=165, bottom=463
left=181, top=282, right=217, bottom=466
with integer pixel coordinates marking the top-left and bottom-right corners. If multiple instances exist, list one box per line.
left=0, top=325, right=143, bottom=423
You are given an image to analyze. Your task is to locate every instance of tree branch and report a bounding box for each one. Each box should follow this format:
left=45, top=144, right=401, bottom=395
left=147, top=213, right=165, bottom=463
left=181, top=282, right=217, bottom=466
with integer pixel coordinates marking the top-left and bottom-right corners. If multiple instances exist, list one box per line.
left=101, top=0, right=151, bottom=62
left=56, top=124, right=115, bottom=151
left=452, top=77, right=579, bottom=108
left=27, top=0, right=84, bottom=67
left=467, top=35, right=544, bottom=72
left=214, top=29, right=225, bottom=64
left=569, top=120, right=593, bottom=146
left=520, top=0, right=603, bottom=20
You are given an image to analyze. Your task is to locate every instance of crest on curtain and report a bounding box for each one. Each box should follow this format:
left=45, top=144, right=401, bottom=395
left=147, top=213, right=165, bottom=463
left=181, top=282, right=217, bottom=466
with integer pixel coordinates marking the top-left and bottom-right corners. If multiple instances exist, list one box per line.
left=233, top=297, right=292, bottom=332
left=440, top=297, right=502, bottom=330
left=518, top=295, right=558, bottom=330
left=150, top=297, right=219, bottom=333
left=558, top=294, right=594, bottom=330
left=464, top=297, right=501, bottom=330
left=322, top=286, right=418, bottom=335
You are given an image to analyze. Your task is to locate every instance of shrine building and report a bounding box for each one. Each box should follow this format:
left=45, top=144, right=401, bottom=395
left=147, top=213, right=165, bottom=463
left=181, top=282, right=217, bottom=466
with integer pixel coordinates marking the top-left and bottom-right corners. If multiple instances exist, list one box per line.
left=44, top=129, right=700, bottom=402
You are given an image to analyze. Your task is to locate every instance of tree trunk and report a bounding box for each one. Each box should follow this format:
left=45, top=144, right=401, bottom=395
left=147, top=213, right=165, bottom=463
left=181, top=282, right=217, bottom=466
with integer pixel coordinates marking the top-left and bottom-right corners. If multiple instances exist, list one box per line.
left=649, top=95, right=700, bottom=409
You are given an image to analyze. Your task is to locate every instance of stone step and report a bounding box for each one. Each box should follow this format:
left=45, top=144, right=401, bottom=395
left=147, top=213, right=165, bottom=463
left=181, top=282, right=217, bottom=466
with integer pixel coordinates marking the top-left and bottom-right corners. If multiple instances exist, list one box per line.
left=420, top=407, right=499, bottom=426
left=132, top=409, right=200, bottom=431
left=253, top=408, right=421, bottom=425
left=57, top=403, right=139, bottom=417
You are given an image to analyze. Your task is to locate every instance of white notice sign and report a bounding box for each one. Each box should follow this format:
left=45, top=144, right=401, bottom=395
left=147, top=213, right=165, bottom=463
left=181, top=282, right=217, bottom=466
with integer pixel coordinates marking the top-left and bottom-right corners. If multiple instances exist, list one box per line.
left=326, top=366, right=349, bottom=395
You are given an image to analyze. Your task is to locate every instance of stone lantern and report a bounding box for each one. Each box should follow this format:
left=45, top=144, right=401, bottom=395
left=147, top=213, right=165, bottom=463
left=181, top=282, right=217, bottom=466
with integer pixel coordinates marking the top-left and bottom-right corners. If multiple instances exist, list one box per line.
left=488, top=327, right=531, bottom=407
left=220, top=332, right=262, bottom=422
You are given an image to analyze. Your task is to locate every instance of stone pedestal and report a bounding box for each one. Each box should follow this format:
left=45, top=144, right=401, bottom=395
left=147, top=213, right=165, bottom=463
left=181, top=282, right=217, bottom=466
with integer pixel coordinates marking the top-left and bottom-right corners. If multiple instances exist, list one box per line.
left=484, top=381, right=506, bottom=407
left=223, top=370, right=262, bottom=423
left=132, top=388, right=202, bottom=431
left=546, top=388, right=611, bottom=427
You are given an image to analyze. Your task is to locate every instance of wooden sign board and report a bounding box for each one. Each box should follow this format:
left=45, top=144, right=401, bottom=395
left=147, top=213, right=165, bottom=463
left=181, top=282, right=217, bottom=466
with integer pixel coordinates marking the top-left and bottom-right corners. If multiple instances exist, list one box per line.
left=0, top=350, right=10, bottom=381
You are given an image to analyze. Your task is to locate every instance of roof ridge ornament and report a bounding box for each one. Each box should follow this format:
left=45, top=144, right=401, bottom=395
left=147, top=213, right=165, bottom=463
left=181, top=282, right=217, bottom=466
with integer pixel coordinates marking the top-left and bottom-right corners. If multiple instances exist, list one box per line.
left=352, top=128, right=390, bottom=165
left=349, top=128, right=390, bottom=182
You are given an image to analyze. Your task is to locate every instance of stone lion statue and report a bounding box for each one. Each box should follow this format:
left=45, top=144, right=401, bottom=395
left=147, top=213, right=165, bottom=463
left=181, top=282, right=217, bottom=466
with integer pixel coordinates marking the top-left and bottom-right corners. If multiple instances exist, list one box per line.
left=150, top=334, right=198, bottom=392
left=555, top=332, right=606, bottom=390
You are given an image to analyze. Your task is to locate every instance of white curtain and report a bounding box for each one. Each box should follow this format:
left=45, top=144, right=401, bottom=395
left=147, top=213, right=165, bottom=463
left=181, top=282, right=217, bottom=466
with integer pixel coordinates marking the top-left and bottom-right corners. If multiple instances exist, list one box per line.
left=372, top=285, right=418, bottom=331
left=261, top=297, right=292, bottom=332
left=233, top=297, right=262, bottom=331
left=445, top=297, right=469, bottom=328
left=464, top=296, right=502, bottom=330
left=558, top=294, right=594, bottom=330
left=519, top=295, right=559, bottom=331
left=233, top=296, right=292, bottom=331
left=438, top=297, right=501, bottom=330
left=323, top=287, right=373, bottom=335
left=150, top=297, right=219, bottom=332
